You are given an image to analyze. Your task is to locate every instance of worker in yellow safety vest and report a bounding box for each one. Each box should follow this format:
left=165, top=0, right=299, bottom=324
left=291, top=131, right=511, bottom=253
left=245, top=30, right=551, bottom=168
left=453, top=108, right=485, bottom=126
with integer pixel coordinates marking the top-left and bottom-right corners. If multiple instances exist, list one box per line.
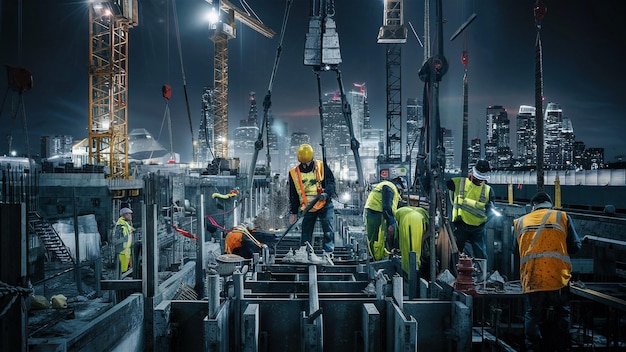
left=513, top=191, right=581, bottom=352
left=364, top=177, right=405, bottom=260
left=115, top=207, right=135, bottom=273
left=394, top=206, right=429, bottom=276
left=288, top=144, right=336, bottom=254
left=446, top=159, right=495, bottom=260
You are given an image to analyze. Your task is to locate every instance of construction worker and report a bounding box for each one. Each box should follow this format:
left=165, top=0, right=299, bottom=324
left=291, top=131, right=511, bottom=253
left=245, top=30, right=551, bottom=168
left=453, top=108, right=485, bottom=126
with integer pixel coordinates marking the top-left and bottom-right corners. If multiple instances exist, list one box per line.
left=224, top=225, right=266, bottom=259
left=394, top=206, right=429, bottom=276
left=115, top=207, right=134, bottom=273
left=446, top=159, right=495, bottom=260
left=365, top=177, right=405, bottom=260
left=513, top=192, right=581, bottom=352
left=288, top=144, right=336, bottom=254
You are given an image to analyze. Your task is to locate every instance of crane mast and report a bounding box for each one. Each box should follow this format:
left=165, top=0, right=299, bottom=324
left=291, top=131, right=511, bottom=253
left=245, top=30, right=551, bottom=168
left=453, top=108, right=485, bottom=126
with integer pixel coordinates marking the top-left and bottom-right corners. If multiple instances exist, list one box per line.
left=207, top=0, right=275, bottom=159
left=88, top=0, right=137, bottom=179
left=377, top=0, right=406, bottom=162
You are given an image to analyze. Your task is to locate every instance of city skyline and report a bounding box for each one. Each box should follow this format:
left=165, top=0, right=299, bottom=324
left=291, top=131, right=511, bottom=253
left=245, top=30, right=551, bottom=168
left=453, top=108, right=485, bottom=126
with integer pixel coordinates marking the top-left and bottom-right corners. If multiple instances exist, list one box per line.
left=0, top=1, right=624, bottom=163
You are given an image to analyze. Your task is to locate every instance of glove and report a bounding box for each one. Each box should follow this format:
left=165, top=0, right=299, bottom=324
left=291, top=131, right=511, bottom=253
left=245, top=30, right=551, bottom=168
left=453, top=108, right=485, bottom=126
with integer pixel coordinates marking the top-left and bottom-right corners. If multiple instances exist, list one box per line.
left=318, top=193, right=328, bottom=201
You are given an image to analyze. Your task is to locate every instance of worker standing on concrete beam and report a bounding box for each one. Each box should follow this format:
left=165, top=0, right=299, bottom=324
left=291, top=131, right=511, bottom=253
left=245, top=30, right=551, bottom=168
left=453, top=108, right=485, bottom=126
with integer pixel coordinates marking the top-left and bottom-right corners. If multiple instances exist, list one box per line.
left=288, top=144, right=336, bottom=256
left=364, top=177, right=405, bottom=260
left=115, top=207, right=135, bottom=274
left=513, top=192, right=581, bottom=352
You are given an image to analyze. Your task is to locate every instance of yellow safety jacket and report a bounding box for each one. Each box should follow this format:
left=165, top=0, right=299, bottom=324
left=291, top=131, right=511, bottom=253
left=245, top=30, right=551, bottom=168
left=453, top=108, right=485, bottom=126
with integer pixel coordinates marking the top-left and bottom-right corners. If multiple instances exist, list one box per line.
left=365, top=181, right=401, bottom=260
left=365, top=181, right=400, bottom=213
left=450, top=177, right=490, bottom=226
left=514, top=209, right=572, bottom=293
left=116, top=217, right=134, bottom=272
left=395, top=206, right=429, bottom=275
left=289, top=160, right=326, bottom=212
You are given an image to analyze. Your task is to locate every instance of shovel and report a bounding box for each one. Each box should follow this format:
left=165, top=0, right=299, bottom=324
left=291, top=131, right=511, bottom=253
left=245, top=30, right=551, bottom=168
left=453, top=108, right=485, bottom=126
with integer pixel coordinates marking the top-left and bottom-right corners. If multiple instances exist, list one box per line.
left=274, top=194, right=323, bottom=250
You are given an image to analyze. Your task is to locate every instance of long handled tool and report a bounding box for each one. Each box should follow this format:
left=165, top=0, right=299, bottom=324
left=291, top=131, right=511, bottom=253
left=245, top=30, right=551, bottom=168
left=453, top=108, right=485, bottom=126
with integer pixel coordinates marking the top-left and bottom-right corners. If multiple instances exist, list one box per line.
left=274, top=194, right=323, bottom=250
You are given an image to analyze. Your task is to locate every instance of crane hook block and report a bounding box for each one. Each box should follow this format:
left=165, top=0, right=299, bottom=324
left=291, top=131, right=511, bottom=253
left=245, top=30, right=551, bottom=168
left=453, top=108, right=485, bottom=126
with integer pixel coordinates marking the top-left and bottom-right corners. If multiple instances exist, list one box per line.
left=5, top=65, right=33, bottom=94
left=162, top=84, right=172, bottom=100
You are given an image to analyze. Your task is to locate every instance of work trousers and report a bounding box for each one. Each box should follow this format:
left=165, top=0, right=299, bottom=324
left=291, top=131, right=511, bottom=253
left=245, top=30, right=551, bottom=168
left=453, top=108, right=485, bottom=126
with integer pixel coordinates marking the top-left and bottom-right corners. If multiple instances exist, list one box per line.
left=452, top=221, right=487, bottom=259
left=524, top=286, right=572, bottom=352
left=300, top=202, right=335, bottom=253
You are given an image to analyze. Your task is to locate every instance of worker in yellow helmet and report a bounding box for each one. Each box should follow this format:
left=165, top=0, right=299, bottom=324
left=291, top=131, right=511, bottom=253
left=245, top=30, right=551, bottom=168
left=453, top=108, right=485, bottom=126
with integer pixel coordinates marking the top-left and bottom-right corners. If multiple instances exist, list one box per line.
left=364, top=176, right=405, bottom=260
left=288, top=144, right=336, bottom=254
left=115, top=207, right=135, bottom=274
left=513, top=192, right=581, bottom=352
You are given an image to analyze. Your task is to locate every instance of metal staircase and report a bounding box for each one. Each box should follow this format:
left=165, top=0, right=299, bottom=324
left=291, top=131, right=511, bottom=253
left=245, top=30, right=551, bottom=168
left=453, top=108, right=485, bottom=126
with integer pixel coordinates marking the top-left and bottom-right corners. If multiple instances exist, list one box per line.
left=28, top=211, right=75, bottom=264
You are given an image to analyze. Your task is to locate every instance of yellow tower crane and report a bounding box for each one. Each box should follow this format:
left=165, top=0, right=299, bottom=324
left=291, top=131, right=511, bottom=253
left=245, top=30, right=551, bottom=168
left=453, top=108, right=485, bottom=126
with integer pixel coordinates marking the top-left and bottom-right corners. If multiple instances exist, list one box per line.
left=88, top=0, right=138, bottom=179
left=206, top=0, right=275, bottom=158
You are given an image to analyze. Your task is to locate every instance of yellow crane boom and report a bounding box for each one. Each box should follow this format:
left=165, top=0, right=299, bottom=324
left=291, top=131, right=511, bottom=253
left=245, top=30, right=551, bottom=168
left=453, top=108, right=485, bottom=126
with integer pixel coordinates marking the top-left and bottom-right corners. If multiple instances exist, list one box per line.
left=88, top=0, right=138, bottom=179
left=206, top=0, right=275, bottom=158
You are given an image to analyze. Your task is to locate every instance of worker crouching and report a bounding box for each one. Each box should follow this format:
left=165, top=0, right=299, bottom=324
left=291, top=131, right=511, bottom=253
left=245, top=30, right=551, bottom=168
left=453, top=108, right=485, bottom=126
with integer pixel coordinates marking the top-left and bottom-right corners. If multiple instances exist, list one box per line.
left=364, top=177, right=405, bottom=260
left=394, top=206, right=429, bottom=276
left=224, top=225, right=267, bottom=259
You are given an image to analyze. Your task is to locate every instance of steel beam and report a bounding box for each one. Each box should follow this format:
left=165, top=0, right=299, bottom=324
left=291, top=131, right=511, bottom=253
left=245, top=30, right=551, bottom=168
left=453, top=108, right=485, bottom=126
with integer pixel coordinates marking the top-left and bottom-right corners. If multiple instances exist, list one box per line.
left=362, top=303, right=381, bottom=352
left=242, top=304, right=259, bottom=352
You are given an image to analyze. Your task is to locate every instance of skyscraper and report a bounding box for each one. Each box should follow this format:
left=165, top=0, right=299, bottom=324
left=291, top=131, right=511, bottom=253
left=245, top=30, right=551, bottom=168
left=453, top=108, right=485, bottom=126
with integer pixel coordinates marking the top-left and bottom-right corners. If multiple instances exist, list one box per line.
left=485, top=105, right=512, bottom=169
left=470, top=137, right=482, bottom=169
left=287, top=132, right=311, bottom=172
left=234, top=93, right=261, bottom=168
left=544, top=102, right=575, bottom=170
left=442, top=128, right=455, bottom=170
left=198, top=87, right=215, bottom=165
left=40, top=135, right=73, bottom=159
left=406, top=98, right=423, bottom=164
left=516, top=105, right=536, bottom=167
left=322, top=92, right=351, bottom=180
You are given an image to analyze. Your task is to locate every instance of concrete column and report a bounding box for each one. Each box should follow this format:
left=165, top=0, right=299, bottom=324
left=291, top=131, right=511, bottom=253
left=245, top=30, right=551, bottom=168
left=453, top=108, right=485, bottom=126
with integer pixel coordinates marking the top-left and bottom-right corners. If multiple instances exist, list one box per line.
left=0, top=203, right=28, bottom=352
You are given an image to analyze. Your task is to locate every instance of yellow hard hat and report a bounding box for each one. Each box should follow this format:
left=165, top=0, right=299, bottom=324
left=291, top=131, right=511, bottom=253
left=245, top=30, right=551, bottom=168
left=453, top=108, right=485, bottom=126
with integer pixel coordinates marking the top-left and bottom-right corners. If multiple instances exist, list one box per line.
left=297, top=144, right=314, bottom=163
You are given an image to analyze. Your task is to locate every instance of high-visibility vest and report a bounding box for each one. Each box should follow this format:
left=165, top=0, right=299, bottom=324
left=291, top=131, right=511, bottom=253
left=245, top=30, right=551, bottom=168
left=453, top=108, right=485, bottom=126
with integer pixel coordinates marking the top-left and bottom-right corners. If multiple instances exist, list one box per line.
left=289, top=160, right=326, bottom=212
left=365, top=181, right=400, bottom=213
left=396, top=206, right=429, bottom=274
left=514, top=209, right=572, bottom=293
left=450, top=177, right=490, bottom=226
left=225, top=231, right=244, bottom=254
left=365, top=181, right=401, bottom=260
left=116, top=217, right=134, bottom=251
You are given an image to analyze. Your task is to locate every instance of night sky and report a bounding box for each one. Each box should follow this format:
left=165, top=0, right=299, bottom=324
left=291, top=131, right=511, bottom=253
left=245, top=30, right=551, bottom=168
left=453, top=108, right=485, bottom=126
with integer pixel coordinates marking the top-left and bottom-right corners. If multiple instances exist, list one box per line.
left=0, top=0, right=624, bottom=163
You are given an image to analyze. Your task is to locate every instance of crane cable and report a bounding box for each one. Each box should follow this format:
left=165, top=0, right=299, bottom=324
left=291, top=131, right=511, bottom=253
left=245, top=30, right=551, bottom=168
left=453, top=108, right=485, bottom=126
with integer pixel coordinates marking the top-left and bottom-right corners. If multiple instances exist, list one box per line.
left=171, top=0, right=196, bottom=155
left=247, top=0, right=293, bottom=206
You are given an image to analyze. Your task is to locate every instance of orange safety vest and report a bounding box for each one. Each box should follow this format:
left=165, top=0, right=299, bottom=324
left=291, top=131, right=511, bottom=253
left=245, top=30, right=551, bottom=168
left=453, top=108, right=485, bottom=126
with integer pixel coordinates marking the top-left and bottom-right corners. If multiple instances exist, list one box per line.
left=225, top=231, right=243, bottom=254
left=225, top=226, right=264, bottom=254
left=514, top=209, right=572, bottom=293
left=289, top=160, right=326, bottom=212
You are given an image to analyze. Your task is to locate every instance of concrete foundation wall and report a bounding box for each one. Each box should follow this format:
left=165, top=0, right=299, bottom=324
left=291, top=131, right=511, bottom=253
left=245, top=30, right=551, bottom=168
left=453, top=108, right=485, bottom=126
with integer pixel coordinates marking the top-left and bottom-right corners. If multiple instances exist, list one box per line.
left=29, top=294, right=144, bottom=352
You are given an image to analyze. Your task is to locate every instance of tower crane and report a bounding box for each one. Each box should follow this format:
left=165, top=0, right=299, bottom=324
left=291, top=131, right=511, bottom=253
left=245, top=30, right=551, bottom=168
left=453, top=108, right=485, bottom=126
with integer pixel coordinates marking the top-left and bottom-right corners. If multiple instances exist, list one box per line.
left=376, top=0, right=409, bottom=187
left=88, top=0, right=138, bottom=179
left=206, top=0, right=275, bottom=159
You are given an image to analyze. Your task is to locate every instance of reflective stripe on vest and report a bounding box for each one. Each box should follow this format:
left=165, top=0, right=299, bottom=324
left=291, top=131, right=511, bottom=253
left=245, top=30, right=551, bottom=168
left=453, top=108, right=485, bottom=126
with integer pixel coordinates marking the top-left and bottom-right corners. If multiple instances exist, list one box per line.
left=289, top=160, right=325, bottom=212
left=515, top=209, right=572, bottom=293
left=451, top=177, right=489, bottom=225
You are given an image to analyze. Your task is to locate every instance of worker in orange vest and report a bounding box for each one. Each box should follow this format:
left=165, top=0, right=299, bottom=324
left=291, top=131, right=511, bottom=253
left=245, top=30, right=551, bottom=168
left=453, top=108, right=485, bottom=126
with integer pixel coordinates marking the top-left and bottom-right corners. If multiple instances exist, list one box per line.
left=224, top=225, right=265, bottom=259
left=288, top=144, right=336, bottom=255
left=513, top=192, right=581, bottom=352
